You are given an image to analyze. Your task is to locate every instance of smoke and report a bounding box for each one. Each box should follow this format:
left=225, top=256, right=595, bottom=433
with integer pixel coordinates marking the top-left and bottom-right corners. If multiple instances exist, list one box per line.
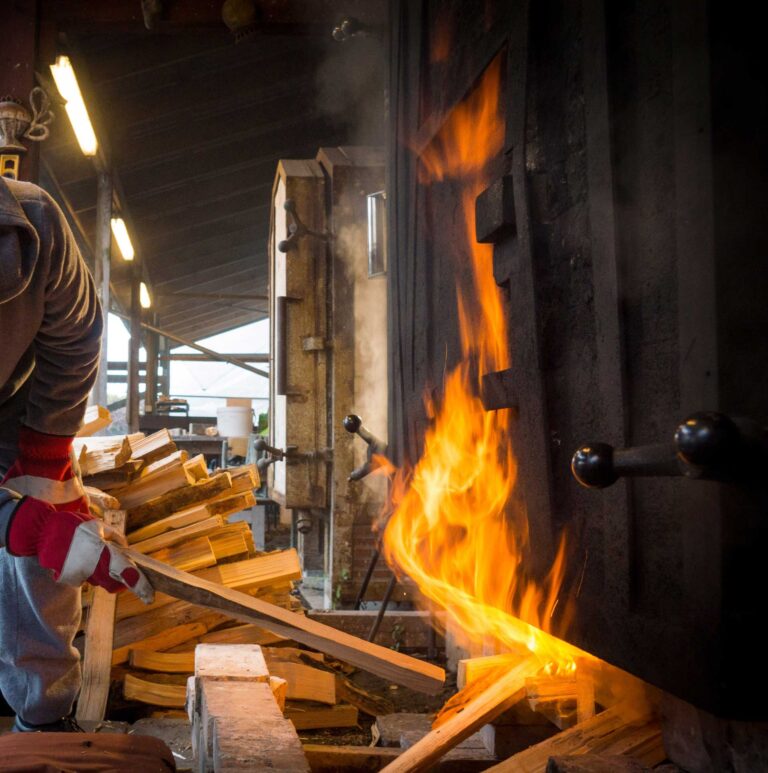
left=313, top=35, right=386, bottom=146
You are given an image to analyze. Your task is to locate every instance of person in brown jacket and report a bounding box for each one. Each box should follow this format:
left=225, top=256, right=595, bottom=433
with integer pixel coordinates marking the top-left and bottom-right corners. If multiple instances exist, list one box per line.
left=0, top=176, right=152, bottom=732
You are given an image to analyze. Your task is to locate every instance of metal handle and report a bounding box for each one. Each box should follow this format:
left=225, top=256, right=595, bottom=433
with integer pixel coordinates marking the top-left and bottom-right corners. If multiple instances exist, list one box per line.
left=571, top=411, right=762, bottom=489
left=343, top=414, right=389, bottom=482
left=277, top=199, right=330, bottom=253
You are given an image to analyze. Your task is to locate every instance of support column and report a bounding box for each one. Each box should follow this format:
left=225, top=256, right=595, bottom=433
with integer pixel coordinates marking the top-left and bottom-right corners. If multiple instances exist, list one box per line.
left=92, top=171, right=112, bottom=406
left=159, top=337, right=171, bottom=398
left=145, top=320, right=159, bottom=414
left=127, top=273, right=142, bottom=432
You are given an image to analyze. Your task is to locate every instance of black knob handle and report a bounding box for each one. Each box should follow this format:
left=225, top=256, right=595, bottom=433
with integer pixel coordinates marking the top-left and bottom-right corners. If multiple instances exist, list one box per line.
left=343, top=414, right=362, bottom=434
left=675, top=411, right=741, bottom=468
left=571, top=443, right=618, bottom=489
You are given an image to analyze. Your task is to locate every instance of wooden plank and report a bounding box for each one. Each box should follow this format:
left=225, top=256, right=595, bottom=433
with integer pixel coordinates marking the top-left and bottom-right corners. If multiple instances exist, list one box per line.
left=129, top=429, right=178, bottom=464
left=149, top=535, right=217, bottom=572
left=124, top=673, right=186, bottom=708
left=112, top=617, right=227, bottom=666
left=126, top=504, right=213, bottom=543
left=208, top=527, right=250, bottom=562
left=127, top=472, right=232, bottom=530
left=131, top=515, right=225, bottom=554
left=129, top=649, right=195, bottom=673
left=112, top=454, right=194, bottom=511
left=128, top=550, right=445, bottom=694
left=379, top=657, right=538, bottom=772
left=76, top=510, right=126, bottom=722
left=458, top=653, right=526, bottom=689
left=267, top=661, right=336, bottom=705
left=286, top=704, right=359, bottom=731
left=194, top=643, right=269, bottom=682
left=204, top=681, right=310, bottom=772
left=76, top=405, right=112, bottom=436
left=302, top=745, right=401, bottom=771
left=483, top=704, right=665, bottom=772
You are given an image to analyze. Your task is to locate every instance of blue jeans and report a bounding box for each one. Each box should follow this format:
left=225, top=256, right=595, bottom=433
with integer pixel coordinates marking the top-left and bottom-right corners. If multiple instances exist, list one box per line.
left=0, top=443, right=81, bottom=725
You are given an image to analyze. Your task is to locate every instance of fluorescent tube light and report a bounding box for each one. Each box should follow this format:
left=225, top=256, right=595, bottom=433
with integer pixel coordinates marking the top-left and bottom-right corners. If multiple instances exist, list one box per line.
left=49, top=56, right=98, bottom=157
left=110, top=217, right=135, bottom=261
left=140, top=282, right=151, bottom=309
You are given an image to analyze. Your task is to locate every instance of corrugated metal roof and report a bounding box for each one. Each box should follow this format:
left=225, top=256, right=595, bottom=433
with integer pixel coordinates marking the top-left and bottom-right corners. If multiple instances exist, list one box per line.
left=40, top=8, right=385, bottom=341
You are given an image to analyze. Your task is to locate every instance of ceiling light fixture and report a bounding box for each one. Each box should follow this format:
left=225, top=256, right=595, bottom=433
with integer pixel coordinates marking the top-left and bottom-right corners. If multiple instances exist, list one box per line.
left=110, top=217, right=135, bottom=261
left=49, top=56, right=98, bottom=157
left=140, top=282, right=152, bottom=309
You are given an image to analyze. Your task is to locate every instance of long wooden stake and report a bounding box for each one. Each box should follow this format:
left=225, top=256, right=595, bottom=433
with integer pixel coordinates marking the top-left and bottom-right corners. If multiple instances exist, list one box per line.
left=380, top=656, right=539, bottom=773
left=127, top=550, right=445, bottom=694
left=76, top=510, right=126, bottom=722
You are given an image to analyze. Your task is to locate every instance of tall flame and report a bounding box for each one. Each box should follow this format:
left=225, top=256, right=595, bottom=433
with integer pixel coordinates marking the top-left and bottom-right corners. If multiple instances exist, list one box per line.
left=383, top=56, right=574, bottom=666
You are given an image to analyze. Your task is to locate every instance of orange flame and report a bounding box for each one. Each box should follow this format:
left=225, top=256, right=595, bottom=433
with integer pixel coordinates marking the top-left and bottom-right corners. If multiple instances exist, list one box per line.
left=383, top=56, right=575, bottom=667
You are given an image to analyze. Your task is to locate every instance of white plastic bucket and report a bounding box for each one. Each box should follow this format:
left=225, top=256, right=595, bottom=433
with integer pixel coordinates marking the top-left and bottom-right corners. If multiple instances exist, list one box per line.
left=216, top=406, right=253, bottom=438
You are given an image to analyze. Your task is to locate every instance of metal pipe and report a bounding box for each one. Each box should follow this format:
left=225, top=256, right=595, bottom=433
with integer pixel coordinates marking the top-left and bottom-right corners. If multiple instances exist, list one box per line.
left=368, top=574, right=398, bottom=643
left=275, top=296, right=287, bottom=394
left=112, top=312, right=269, bottom=379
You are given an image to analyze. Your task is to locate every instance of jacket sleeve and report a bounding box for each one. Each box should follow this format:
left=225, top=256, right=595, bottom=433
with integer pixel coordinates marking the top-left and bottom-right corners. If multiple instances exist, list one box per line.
left=24, top=191, right=103, bottom=436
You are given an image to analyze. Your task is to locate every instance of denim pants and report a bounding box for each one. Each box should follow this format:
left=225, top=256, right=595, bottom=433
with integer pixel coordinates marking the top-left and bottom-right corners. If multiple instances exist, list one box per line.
left=0, top=443, right=82, bottom=724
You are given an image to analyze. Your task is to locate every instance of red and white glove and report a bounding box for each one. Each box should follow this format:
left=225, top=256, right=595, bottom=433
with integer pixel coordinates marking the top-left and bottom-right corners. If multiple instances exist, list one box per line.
left=6, top=497, right=154, bottom=603
left=1, top=427, right=89, bottom=514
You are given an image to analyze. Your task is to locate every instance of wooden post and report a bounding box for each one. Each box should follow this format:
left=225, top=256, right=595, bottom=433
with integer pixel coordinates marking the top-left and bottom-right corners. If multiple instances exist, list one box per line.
left=92, top=171, right=112, bottom=407
left=159, top=337, right=171, bottom=399
left=145, top=319, right=159, bottom=413
left=127, top=273, right=142, bottom=432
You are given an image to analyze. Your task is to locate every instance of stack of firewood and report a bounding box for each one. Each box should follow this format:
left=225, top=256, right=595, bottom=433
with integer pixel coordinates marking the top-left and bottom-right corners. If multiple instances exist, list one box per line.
left=76, top=428, right=391, bottom=729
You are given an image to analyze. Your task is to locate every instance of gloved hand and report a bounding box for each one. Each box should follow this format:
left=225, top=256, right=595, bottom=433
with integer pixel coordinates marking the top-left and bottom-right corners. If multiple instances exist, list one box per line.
left=1, top=426, right=89, bottom=514
left=6, top=496, right=154, bottom=603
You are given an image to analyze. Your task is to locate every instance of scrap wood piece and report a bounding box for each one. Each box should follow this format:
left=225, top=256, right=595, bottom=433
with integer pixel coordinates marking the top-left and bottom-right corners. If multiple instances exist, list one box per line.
left=483, top=703, right=665, bottom=772
left=112, top=608, right=228, bottom=665
left=336, top=676, right=395, bottom=717
left=184, top=454, right=209, bottom=481
left=129, top=649, right=195, bottom=673
left=126, top=503, right=216, bottom=544
left=302, top=745, right=401, bottom=772
left=434, top=657, right=530, bottom=729
left=458, top=652, right=529, bottom=689
left=286, top=703, right=359, bottom=730
left=112, top=452, right=194, bottom=511
left=131, top=515, right=225, bottom=554
left=83, top=460, right=144, bottom=491
left=267, top=661, right=337, bottom=705
left=129, top=429, right=177, bottom=464
left=124, top=672, right=187, bottom=708
left=148, top=535, right=218, bottom=572
left=195, top=623, right=289, bottom=648
left=76, top=405, right=112, bottom=437
left=84, top=487, right=120, bottom=516
left=127, top=472, right=233, bottom=530
left=380, top=656, right=539, bottom=773
left=525, top=673, right=596, bottom=730
left=75, top=433, right=144, bottom=472
left=127, top=550, right=445, bottom=695
left=76, top=510, right=126, bottom=723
